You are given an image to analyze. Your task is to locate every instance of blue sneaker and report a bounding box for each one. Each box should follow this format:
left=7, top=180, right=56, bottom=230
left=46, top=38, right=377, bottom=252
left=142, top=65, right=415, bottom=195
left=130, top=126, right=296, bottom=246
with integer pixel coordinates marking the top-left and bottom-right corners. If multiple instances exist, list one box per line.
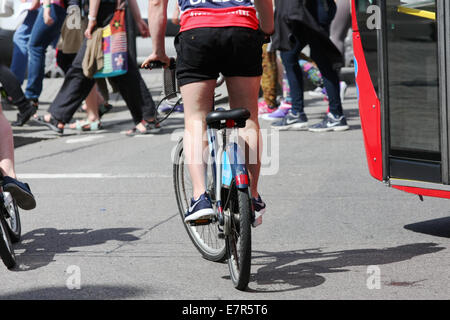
left=271, top=110, right=308, bottom=131
left=174, top=103, right=184, bottom=113
left=251, top=195, right=266, bottom=227
left=308, top=112, right=349, bottom=132
left=185, top=192, right=215, bottom=223
left=2, top=176, right=36, bottom=210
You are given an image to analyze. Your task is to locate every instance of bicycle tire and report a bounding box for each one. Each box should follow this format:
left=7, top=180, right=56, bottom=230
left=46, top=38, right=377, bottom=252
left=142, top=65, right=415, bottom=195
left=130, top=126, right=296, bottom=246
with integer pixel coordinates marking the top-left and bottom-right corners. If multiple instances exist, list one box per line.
left=173, top=139, right=226, bottom=262
left=226, top=187, right=252, bottom=290
left=155, top=94, right=183, bottom=125
left=0, top=211, right=16, bottom=269
left=3, top=193, right=21, bottom=243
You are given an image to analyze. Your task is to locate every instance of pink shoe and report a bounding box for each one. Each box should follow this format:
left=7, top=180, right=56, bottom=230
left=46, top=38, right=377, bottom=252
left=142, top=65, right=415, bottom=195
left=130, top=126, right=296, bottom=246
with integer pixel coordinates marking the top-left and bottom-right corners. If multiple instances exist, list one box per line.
left=258, top=100, right=277, bottom=115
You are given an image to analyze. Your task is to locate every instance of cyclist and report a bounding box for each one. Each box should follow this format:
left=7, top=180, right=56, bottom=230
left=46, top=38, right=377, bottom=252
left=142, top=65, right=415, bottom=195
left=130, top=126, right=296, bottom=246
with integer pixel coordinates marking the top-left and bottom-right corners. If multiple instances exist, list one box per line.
left=142, top=0, right=274, bottom=226
left=0, top=102, right=36, bottom=210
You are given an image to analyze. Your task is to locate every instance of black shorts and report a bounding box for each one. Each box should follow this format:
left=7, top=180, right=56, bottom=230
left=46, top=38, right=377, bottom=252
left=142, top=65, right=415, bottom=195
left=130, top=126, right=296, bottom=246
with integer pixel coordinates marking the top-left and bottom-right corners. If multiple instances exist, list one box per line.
left=174, top=27, right=265, bottom=87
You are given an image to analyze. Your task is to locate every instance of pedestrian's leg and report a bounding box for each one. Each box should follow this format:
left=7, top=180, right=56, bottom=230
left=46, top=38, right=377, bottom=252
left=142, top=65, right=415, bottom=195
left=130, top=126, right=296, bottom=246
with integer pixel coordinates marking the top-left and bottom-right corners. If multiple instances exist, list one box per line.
left=25, top=5, right=65, bottom=100
left=10, top=10, right=38, bottom=84
left=261, top=44, right=278, bottom=108
left=226, top=76, right=262, bottom=199
left=137, top=72, right=157, bottom=121
left=280, top=41, right=305, bottom=115
left=180, top=80, right=216, bottom=200
left=330, top=0, right=352, bottom=56
left=0, top=65, right=34, bottom=115
left=48, top=40, right=96, bottom=124
left=310, top=41, right=343, bottom=117
left=108, top=56, right=144, bottom=125
left=84, top=86, right=100, bottom=122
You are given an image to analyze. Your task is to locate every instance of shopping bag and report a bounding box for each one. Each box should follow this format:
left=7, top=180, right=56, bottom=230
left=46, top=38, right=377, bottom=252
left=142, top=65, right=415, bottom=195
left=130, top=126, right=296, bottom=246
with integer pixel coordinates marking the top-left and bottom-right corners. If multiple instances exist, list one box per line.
left=93, top=5, right=128, bottom=78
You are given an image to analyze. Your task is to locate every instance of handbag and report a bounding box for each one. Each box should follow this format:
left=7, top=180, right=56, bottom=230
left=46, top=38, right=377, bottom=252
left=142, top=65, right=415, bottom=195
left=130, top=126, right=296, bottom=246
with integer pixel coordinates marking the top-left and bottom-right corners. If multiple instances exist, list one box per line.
left=0, top=0, right=14, bottom=17
left=93, top=0, right=128, bottom=78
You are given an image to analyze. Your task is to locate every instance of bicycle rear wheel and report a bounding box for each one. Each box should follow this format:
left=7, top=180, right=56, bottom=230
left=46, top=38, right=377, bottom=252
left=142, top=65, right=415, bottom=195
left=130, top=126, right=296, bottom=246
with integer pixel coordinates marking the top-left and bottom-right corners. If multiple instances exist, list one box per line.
left=226, top=186, right=252, bottom=290
left=173, top=139, right=226, bottom=262
left=0, top=209, right=16, bottom=269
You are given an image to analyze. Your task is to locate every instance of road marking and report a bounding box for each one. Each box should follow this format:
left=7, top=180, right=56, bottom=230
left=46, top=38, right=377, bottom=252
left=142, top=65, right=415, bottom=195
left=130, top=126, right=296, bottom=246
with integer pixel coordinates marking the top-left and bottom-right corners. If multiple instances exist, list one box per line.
left=17, top=173, right=171, bottom=179
left=66, top=135, right=105, bottom=144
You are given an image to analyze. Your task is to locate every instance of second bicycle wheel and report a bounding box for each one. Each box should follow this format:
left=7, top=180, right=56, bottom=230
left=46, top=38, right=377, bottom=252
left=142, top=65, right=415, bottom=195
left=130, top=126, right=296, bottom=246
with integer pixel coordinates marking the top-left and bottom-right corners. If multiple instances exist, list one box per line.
left=226, top=186, right=252, bottom=290
left=2, top=192, right=21, bottom=243
left=173, top=139, right=226, bottom=262
left=0, top=210, right=16, bottom=269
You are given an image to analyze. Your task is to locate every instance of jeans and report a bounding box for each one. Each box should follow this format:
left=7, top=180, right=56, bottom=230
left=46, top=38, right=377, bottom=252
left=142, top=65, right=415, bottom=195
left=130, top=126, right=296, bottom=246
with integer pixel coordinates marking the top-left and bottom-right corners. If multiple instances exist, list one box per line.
left=10, top=10, right=38, bottom=85
left=281, top=0, right=343, bottom=117
left=24, top=5, right=66, bottom=100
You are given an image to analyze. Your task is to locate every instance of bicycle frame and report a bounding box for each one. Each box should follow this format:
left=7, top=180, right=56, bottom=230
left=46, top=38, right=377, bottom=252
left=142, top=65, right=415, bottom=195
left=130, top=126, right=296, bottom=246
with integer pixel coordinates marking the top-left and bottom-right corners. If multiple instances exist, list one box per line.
left=207, top=126, right=249, bottom=233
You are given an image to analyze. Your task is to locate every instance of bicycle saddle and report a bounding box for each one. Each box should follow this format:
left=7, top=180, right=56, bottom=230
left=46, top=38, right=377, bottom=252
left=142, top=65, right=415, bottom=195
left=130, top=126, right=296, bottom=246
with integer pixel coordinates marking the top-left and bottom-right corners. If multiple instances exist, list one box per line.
left=206, top=108, right=250, bottom=129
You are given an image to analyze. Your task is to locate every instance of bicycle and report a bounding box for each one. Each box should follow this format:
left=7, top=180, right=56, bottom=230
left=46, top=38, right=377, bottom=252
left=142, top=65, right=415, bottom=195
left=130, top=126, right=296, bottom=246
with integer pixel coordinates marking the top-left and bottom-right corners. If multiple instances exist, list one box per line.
left=0, top=173, right=22, bottom=269
left=144, top=60, right=255, bottom=290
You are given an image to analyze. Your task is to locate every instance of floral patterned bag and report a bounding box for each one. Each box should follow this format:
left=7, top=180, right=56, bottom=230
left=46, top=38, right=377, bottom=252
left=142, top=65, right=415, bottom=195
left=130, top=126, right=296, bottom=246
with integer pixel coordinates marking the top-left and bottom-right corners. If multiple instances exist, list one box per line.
left=93, top=1, right=128, bottom=78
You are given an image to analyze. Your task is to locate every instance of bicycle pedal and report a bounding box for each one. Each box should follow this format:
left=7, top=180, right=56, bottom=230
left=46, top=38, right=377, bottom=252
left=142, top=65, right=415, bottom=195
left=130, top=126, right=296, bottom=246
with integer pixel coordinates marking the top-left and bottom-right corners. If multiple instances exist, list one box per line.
left=188, top=219, right=212, bottom=226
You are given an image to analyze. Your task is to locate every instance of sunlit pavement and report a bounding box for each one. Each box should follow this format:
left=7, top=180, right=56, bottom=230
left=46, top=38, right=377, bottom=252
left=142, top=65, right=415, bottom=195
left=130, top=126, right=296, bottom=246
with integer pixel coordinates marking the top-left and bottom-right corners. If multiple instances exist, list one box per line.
left=0, top=70, right=449, bottom=300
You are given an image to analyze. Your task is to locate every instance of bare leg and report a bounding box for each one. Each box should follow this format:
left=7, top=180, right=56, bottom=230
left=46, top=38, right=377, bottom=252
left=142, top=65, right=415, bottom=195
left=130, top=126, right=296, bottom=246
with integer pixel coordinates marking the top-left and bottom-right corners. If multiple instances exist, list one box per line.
left=180, top=80, right=216, bottom=200
left=0, top=103, right=16, bottom=178
left=225, top=76, right=262, bottom=199
left=84, top=85, right=100, bottom=122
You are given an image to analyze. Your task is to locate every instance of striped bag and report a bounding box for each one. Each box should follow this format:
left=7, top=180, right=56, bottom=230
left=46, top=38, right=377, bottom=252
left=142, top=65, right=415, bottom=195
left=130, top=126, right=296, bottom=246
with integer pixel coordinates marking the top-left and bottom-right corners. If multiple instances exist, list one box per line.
left=93, top=1, right=128, bottom=78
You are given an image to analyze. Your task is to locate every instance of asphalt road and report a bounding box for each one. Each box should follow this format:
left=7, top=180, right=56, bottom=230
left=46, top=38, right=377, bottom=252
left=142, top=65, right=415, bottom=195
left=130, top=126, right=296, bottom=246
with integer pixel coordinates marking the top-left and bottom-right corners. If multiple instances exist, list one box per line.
left=0, top=71, right=449, bottom=300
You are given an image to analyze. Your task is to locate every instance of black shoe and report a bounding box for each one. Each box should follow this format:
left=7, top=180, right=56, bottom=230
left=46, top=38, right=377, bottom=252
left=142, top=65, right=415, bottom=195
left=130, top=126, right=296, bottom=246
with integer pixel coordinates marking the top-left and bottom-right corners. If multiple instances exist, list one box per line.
left=2, top=176, right=36, bottom=210
left=11, top=103, right=37, bottom=127
left=29, top=98, right=39, bottom=110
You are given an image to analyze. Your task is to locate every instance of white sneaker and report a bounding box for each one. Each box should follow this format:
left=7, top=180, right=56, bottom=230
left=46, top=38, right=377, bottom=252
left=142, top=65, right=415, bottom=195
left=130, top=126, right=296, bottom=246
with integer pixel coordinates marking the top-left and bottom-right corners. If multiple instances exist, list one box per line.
left=308, top=87, right=326, bottom=98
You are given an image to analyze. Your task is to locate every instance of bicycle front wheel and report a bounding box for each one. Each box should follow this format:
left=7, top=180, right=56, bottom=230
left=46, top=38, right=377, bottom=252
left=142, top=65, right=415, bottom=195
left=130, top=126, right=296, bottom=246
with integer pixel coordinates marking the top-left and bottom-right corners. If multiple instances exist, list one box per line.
left=226, top=187, right=252, bottom=290
left=3, top=193, right=21, bottom=243
left=173, top=139, right=226, bottom=262
left=0, top=211, right=16, bottom=269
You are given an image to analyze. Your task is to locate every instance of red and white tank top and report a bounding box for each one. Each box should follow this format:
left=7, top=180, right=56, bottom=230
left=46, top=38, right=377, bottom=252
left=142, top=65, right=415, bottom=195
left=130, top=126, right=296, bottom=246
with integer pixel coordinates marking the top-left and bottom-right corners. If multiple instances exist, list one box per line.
left=178, top=0, right=259, bottom=32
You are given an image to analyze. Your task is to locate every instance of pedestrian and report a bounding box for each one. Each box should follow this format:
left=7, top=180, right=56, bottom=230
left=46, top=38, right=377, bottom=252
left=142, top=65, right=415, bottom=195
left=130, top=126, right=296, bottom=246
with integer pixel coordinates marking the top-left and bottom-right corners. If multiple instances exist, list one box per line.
left=271, top=0, right=349, bottom=132
left=10, top=0, right=40, bottom=86
left=24, top=0, right=68, bottom=109
left=35, top=0, right=159, bottom=136
left=55, top=0, right=112, bottom=132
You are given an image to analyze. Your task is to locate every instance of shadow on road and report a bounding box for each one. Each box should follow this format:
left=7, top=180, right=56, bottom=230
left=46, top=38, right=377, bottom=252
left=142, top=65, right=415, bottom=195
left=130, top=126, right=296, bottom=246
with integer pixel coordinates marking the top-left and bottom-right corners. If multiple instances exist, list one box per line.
left=405, top=217, right=450, bottom=238
left=248, top=243, right=444, bottom=293
left=0, top=285, right=145, bottom=300
left=12, top=228, right=141, bottom=272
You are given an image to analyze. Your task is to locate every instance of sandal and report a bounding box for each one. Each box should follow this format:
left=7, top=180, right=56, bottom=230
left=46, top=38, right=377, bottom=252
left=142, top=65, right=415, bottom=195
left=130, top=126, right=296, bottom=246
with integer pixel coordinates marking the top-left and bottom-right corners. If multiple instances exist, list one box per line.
left=34, top=115, right=64, bottom=135
left=71, top=119, right=102, bottom=132
left=126, top=120, right=161, bottom=137
left=99, top=103, right=113, bottom=119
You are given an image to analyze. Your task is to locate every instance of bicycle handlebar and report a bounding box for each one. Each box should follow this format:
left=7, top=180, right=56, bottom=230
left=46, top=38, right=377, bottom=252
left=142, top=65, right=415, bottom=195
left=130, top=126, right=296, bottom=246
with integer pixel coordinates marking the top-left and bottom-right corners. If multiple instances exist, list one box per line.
left=141, top=58, right=176, bottom=70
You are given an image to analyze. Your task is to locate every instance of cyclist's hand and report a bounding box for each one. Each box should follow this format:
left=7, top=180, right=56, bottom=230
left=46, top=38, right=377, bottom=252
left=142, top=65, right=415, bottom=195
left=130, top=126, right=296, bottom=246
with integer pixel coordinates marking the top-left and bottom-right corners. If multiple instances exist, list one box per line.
left=141, top=52, right=170, bottom=69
